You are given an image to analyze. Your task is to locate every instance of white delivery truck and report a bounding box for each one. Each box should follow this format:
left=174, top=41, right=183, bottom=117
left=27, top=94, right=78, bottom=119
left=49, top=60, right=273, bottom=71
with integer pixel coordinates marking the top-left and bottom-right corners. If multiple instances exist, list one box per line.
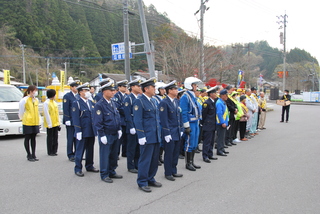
left=0, top=84, right=23, bottom=136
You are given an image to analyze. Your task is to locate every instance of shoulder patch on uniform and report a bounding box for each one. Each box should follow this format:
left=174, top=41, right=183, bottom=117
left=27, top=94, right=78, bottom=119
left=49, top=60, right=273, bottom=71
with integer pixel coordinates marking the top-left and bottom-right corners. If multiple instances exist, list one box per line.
left=72, top=107, right=76, bottom=111
left=134, top=105, right=139, bottom=111
left=64, top=99, right=67, bottom=103
left=96, top=110, right=101, bottom=115
left=125, top=102, right=129, bottom=106
left=203, top=103, right=207, bottom=108
left=160, top=107, right=164, bottom=112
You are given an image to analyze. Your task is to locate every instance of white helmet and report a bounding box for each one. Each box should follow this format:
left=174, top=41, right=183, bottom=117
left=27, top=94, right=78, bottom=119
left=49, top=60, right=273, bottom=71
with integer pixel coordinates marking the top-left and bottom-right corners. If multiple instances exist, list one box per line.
left=184, top=77, right=203, bottom=90
left=155, top=82, right=166, bottom=95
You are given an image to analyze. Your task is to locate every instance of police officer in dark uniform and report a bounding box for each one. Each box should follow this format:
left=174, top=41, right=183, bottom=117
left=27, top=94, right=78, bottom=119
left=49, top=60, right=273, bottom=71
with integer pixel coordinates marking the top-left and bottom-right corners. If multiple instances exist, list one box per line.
left=159, top=81, right=183, bottom=181
left=94, top=81, right=123, bottom=183
left=201, top=87, right=219, bottom=163
left=113, top=80, right=128, bottom=157
left=94, top=78, right=113, bottom=103
left=72, top=83, right=99, bottom=177
left=63, top=80, right=80, bottom=162
left=133, top=77, right=162, bottom=193
left=123, top=79, right=142, bottom=173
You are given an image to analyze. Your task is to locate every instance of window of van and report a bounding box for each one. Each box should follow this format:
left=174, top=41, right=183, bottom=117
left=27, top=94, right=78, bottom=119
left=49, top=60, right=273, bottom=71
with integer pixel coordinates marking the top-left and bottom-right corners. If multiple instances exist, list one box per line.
left=0, top=86, right=23, bottom=102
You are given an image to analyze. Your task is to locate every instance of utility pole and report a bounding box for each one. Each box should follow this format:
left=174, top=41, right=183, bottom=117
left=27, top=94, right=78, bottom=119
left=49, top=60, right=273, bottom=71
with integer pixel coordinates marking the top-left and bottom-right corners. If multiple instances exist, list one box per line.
left=46, top=58, right=50, bottom=86
left=195, top=0, right=209, bottom=81
left=277, top=13, right=288, bottom=92
left=123, top=0, right=131, bottom=81
left=137, top=0, right=155, bottom=78
left=19, top=44, right=26, bottom=84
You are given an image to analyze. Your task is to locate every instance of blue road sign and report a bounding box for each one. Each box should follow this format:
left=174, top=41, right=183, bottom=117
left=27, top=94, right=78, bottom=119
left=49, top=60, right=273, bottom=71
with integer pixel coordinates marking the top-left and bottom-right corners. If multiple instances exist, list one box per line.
left=111, top=42, right=132, bottom=61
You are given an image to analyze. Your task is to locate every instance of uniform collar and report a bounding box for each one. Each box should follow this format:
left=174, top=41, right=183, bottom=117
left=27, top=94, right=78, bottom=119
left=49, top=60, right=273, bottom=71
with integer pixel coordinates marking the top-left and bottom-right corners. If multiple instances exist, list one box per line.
left=143, top=93, right=151, bottom=101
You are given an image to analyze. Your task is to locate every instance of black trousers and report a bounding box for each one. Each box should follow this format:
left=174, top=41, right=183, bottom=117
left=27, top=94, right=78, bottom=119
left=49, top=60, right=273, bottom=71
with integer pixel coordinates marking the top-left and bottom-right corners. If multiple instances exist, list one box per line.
left=239, top=121, right=247, bottom=139
left=232, top=120, right=239, bottom=140
left=216, top=125, right=226, bottom=154
left=225, top=118, right=235, bottom=144
left=281, top=105, right=290, bottom=122
left=202, top=130, right=215, bottom=159
left=47, top=127, right=59, bottom=155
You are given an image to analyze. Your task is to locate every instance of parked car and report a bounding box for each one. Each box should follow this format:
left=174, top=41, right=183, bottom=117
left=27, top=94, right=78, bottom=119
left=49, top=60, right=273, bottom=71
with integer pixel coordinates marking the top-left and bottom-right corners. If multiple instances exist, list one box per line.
left=0, top=84, right=24, bottom=136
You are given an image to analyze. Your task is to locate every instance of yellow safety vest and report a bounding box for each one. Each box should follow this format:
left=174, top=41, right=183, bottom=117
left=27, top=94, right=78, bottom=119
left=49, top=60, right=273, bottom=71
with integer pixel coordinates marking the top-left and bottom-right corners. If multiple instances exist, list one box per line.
left=44, top=99, right=60, bottom=128
left=22, top=97, right=40, bottom=126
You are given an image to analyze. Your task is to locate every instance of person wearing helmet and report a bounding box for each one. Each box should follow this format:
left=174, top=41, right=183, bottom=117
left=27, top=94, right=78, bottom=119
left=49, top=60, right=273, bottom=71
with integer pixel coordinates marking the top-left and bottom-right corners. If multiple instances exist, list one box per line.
left=180, top=77, right=202, bottom=171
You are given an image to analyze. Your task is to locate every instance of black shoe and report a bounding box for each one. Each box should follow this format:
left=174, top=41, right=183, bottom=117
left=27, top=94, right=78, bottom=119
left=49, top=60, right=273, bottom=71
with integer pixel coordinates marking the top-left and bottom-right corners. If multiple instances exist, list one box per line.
left=102, top=177, right=113, bottom=183
left=172, top=173, right=183, bottom=177
left=179, top=154, right=184, bottom=159
left=217, top=152, right=227, bottom=156
left=224, top=145, right=228, bottom=148
left=48, top=154, right=56, bottom=156
left=208, top=156, right=218, bottom=160
left=226, top=143, right=232, bottom=146
left=186, top=163, right=196, bottom=171
left=165, top=175, right=175, bottom=181
left=286, top=121, right=288, bottom=123
left=148, top=181, right=162, bottom=187
left=223, top=151, right=229, bottom=154
left=75, top=171, right=84, bottom=177
left=203, top=158, right=211, bottom=163
left=139, top=186, right=151, bottom=193
left=280, top=121, right=284, bottom=123
left=27, top=157, right=35, bottom=162
left=87, top=167, right=99, bottom=173
left=158, top=160, right=162, bottom=166
left=128, top=169, right=138, bottom=173
left=53, top=153, right=58, bottom=156
left=195, top=149, right=200, bottom=153
left=230, top=142, right=237, bottom=145
left=69, top=157, right=75, bottom=162
left=110, top=174, right=123, bottom=179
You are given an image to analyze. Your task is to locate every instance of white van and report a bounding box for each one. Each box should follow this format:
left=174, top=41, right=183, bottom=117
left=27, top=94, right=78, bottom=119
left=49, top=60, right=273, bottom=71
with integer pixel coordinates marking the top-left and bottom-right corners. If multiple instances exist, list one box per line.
left=0, top=84, right=23, bottom=136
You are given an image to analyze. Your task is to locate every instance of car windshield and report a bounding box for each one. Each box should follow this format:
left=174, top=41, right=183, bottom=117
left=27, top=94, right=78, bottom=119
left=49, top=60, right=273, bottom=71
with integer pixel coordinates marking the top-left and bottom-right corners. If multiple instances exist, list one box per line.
left=0, top=86, right=23, bottom=102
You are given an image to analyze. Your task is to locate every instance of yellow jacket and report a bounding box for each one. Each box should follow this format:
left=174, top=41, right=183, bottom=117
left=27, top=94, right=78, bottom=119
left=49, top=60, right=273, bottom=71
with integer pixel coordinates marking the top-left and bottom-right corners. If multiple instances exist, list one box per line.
left=20, top=96, right=40, bottom=126
left=43, top=99, right=60, bottom=128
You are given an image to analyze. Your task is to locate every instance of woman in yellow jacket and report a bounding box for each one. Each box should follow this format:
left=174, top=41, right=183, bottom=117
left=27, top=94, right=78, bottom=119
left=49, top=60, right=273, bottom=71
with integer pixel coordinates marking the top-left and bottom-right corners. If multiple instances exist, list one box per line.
left=43, top=89, right=61, bottom=156
left=19, top=85, right=40, bottom=162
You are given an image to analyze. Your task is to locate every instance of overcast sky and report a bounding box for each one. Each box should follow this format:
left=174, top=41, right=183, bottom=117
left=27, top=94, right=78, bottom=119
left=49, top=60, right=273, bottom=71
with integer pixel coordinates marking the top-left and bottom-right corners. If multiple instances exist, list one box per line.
left=143, top=0, right=319, bottom=62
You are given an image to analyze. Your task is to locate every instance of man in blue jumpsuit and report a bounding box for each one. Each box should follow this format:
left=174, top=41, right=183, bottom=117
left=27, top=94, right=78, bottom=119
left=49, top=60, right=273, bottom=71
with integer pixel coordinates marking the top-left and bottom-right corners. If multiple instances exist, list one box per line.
left=63, top=80, right=80, bottom=162
left=216, top=89, right=230, bottom=156
left=94, top=78, right=113, bottom=103
left=180, top=77, right=202, bottom=171
left=123, top=79, right=142, bottom=173
left=201, top=87, right=219, bottom=163
left=113, top=80, right=128, bottom=157
left=94, top=82, right=123, bottom=183
left=72, top=83, right=99, bottom=177
left=133, top=78, right=162, bottom=193
left=159, top=81, right=183, bottom=181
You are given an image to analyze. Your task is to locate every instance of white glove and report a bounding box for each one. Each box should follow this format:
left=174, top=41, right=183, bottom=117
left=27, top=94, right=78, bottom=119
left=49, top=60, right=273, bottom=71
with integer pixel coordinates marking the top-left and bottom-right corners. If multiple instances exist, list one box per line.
left=138, top=137, right=146, bottom=145
left=48, top=125, right=52, bottom=129
left=164, top=135, right=172, bottom=143
left=76, top=132, right=82, bottom=141
left=181, top=132, right=183, bottom=137
left=118, top=130, right=122, bottom=139
left=65, top=121, right=71, bottom=126
left=101, top=136, right=108, bottom=145
left=130, top=128, right=136, bottom=135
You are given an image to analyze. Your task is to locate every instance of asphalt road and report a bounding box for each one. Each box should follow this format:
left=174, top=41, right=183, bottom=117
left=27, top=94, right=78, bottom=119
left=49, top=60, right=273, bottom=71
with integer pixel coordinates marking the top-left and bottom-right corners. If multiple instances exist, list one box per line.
left=1, top=103, right=319, bottom=214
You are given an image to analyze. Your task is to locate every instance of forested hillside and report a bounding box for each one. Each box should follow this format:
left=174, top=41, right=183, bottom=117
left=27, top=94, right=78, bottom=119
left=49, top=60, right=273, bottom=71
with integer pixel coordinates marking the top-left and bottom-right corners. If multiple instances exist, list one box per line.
left=0, top=0, right=318, bottom=90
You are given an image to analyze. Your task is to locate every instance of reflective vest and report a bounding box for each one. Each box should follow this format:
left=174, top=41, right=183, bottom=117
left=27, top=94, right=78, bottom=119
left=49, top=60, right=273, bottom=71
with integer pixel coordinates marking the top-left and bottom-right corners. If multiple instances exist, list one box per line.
left=22, top=97, right=40, bottom=126
left=44, top=99, right=60, bottom=128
